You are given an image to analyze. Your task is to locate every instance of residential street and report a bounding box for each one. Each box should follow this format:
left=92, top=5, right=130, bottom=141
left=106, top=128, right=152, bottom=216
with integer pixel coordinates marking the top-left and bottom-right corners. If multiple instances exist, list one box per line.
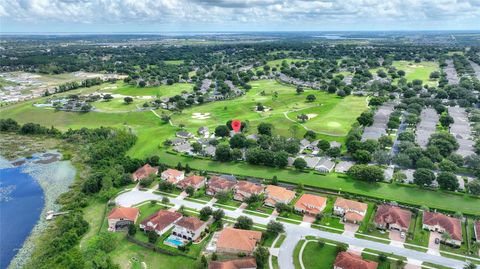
left=116, top=188, right=472, bottom=269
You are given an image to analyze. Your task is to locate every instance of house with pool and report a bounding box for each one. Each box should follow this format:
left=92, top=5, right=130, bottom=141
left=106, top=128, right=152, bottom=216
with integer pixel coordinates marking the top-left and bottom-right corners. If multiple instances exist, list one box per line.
left=172, top=216, right=207, bottom=241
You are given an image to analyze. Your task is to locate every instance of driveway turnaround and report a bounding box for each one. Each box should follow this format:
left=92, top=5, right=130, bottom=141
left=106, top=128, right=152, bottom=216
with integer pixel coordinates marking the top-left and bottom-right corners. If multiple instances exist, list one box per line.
left=116, top=188, right=471, bottom=269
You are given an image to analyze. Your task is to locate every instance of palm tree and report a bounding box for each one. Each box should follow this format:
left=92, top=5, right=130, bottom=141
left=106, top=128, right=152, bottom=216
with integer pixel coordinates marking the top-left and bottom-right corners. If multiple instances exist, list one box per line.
left=463, top=262, right=476, bottom=269
left=441, top=231, right=452, bottom=243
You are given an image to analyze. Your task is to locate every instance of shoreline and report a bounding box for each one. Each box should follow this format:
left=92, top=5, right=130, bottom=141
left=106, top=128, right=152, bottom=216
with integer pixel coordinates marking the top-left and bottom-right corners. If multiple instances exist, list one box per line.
left=1, top=152, right=76, bottom=269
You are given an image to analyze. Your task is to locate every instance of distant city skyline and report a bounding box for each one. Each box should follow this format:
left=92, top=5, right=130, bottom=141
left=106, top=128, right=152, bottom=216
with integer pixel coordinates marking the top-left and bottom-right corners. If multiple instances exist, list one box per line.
left=1, top=0, right=479, bottom=33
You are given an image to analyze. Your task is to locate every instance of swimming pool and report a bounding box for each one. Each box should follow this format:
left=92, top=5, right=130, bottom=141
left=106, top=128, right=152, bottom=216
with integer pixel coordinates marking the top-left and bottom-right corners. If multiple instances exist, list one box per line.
left=164, top=235, right=185, bottom=248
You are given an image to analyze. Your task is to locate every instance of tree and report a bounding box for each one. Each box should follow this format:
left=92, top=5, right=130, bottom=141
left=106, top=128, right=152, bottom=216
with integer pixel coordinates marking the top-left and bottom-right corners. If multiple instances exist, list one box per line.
left=372, top=150, right=390, bottom=165
left=296, top=86, right=304, bottom=94
left=439, top=159, right=458, bottom=173
left=347, top=165, right=385, bottom=182
left=213, top=209, right=225, bottom=222
left=464, top=263, right=477, bottom=269
left=306, top=94, right=316, bottom=102
left=326, top=147, right=341, bottom=158
left=467, top=180, right=480, bottom=195
left=199, top=206, right=213, bottom=221
left=161, top=196, right=170, bottom=205
left=427, top=133, right=459, bottom=157
left=201, top=255, right=208, bottom=268
left=124, top=96, right=133, bottom=104
left=271, top=175, right=278, bottom=185
left=275, top=202, right=291, bottom=213
left=378, top=135, right=393, bottom=149
left=147, top=230, right=159, bottom=244
left=185, top=186, right=195, bottom=196
left=352, top=150, right=372, bottom=164
left=393, top=153, right=413, bottom=168
left=215, top=191, right=230, bottom=202
left=357, top=111, right=374, bottom=126
left=274, top=151, right=289, bottom=168
left=211, top=252, right=218, bottom=261
left=293, top=158, right=307, bottom=170
left=266, top=221, right=284, bottom=235
left=103, top=94, right=113, bottom=101
left=127, top=224, right=137, bottom=236
left=230, top=133, right=247, bottom=148
left=254, top=246, right=269, bottom=269
left=215, top=125, right=230, bottom=137
left=437, top=172, right=459, bottom=191
left=257, top=123, right=273, bottom=136
left=185, top=164, right=191, bottom=173
left=304, top=130, right=317, bottom=140
left=317, top=240, right=326, bottom=248
left=235, top=216, right=253, bottom=230
left=215, top=145, right=232, bottom=162
left=317, top=140, right=330, bottom=151
left=439, top=114, right=454, bottom=128
left=413, top=168, right=436, bottom=187
left=191, top=142, right=202, bottom=153
left=416, top=157, right=435, bottom=169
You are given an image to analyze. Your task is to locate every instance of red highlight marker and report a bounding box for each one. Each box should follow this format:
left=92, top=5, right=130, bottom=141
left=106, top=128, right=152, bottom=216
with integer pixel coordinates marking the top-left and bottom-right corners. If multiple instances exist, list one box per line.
left=231, top=120, right=241, bottom=133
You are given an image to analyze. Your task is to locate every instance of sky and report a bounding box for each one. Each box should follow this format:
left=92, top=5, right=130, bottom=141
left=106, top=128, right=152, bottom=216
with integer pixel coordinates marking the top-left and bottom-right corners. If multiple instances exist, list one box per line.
left=0, top=0, right=479, bottom=33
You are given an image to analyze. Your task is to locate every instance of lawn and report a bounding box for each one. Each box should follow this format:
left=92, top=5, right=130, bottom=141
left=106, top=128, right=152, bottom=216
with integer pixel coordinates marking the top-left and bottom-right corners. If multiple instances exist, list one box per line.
left=113, top=83, right=193, bottom=97
left=370, top=61, right=439, bottom=87
left=405, top=211, right=429, bottom=251
left=317, top=196, right=345, bottom=230
left=164, top=60, right=185, bottom=65
left=274, top=234, right=286, bottom=248
left=171, top=80, right=367, bottom=139
left=136, top=202, right=170, bottom=221
left=302, top=241, right=338, bottom=269
left=293, top=239, right=305, bottom=269
left=93, top=98, right=147, bottom=112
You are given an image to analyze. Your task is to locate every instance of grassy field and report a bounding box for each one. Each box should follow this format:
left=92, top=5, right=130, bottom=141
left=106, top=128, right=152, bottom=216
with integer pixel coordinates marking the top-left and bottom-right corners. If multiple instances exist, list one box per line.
left=172, top=80, right=367, bottom=137
left=370, top=61, right=439, bottom=87
left=93, top=98, right=145, bottom=112
left=164, top=60, right=185, bottom=65
left=112, top=83, right=193, bottom=97
left=302, top=241, right=338, bottom=269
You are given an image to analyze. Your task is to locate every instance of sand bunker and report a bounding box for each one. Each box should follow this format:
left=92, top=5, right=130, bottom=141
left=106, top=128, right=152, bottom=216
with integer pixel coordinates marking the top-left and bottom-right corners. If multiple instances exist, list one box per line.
left=306, top=113, right=318, bottom=119
left=192, top=112, right=211, bottom=119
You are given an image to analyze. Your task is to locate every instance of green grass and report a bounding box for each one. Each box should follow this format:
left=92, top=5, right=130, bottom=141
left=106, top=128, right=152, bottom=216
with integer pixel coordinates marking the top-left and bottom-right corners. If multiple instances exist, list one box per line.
left=93, top=98, right=146, bottom=112
left=272, top=255, right=279, bottom=269
left=137, top=202, right=170, bottom=220
left=405, top=212, right=429, bottom=251
left=164, top=60, right=185, bottom=65
left=113, top=83, right=193, bottom=97
left=274, top=234, right=286, bottom=248
left=79, top=199, right=107, bottom=248
left=370, top=61, right=439, bottom=87
left=317, top=197, right=345, bottom=230
left=171, top=80, right=366, bottom=138
left=293, top=239, right=305, bottom=269
left=302, top=241, right=338, bottom=269
left=362, top=252, right=404, bottom=269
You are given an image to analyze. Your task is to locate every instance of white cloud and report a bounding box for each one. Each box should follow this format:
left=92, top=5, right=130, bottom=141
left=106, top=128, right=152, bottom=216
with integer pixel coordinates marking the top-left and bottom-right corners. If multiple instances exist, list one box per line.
left=0, top=0, right=478, bottom=31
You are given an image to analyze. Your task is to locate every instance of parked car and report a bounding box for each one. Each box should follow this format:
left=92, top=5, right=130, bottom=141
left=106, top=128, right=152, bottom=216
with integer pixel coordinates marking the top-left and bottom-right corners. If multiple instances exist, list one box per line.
left=400, top=232, right=406, bottom=239
left=435, top=238, right=440, bottom=244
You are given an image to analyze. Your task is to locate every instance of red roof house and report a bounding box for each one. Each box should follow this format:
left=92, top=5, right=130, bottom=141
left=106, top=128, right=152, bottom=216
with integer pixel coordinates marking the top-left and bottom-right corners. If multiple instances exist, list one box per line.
left=139, top=210, right=182, bottom=235
left=294, top=193, right=327, bottom=215
left=233, top=181, right=264, bottom=201
left=206, top=176, right=237, bottom=195
left=132, top=164, right=159, bottom=181
left=334, top=251, right=378, bottom=269
left=107, top=207, right=140, bottom=231
left=422, top=211, right=463, bottom=245
left=374, top=205, right=412, bottom=232
left=177, top=175, right=206, bottom=191
left=216, top=227, right=262, bottom=254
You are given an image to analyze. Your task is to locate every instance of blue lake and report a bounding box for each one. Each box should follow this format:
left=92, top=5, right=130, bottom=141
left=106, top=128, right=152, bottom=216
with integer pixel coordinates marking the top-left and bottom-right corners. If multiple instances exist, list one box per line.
left=0, top=166, right=44, bottom=269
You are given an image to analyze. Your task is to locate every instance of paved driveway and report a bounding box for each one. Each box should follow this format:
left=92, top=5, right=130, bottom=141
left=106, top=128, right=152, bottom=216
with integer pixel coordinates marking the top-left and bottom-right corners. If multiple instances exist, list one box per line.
left=427, top=232, right=441, bottom=256
left=389, top=230, right=405, bottom=248
left=116, top=189, right=471, bottom=269
left=342, top=222, right=359, bottom=237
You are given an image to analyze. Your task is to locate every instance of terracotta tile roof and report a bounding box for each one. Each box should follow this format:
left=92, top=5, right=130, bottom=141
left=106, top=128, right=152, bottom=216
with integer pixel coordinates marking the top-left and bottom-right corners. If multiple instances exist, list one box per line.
left=208, top=176, right=237, bottom=191
left=344, top=211, right=365, bottom=222
left=132, top=164, right=158, bottom=181
left=423, top=211, right=463, bottom=241
left=162, top=168, right=184, bottom=178
left=108, top=207, right=139, bottom=221
left=177, top=175, right=206, bottom=188
left=140, top=210, right=182, bottom=232
left=334, top=251, right=378, bottom=269
left=374, top=205, right=412, bottom=230
left=217, top=227, right=262, bottom=253
left=475, top=221, right=480, bottom=241
left=335, top=197, right=368, bottom=212
left=294, top=194, right=327, bottom=215
left=265, top=185, right=296, bottom=203
left=176, top=216, right=205, bottom=231
left=208, top=258, right=257, bottom=269
left=235, top=181, right=264, bottom=195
